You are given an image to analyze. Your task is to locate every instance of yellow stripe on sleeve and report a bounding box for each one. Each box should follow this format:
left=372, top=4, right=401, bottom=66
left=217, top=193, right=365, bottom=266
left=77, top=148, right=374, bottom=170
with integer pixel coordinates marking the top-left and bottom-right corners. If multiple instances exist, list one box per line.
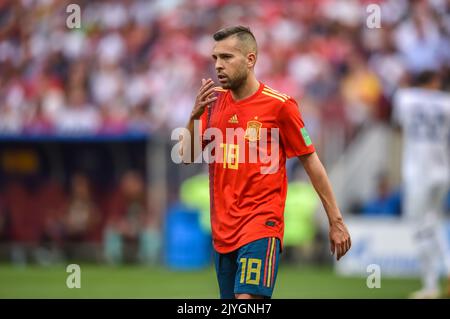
left=261, top=91, right=286, bottom=103
left=263, top=86, right=290, bottom=99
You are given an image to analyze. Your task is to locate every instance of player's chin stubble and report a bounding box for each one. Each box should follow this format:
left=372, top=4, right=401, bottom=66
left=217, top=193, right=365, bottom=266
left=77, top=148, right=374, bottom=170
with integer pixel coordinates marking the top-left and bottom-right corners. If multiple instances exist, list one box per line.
left=222, top=71, right=247, bottom=91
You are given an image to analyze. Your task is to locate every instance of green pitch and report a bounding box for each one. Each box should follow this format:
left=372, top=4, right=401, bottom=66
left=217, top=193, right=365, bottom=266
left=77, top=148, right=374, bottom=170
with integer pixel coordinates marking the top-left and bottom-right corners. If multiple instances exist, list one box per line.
left=0, top=263, right=424, bottom=298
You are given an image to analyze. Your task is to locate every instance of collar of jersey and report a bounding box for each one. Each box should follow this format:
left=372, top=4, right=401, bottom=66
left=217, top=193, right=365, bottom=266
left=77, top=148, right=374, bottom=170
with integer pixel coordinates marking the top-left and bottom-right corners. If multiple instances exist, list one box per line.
left=228, top=81, right=264, bottom=105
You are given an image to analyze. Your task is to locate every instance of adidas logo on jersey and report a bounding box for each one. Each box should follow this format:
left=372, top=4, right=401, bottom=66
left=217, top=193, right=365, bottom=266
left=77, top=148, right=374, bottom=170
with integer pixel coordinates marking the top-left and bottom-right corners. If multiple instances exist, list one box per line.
left=228, top=114, right=239, bottom=124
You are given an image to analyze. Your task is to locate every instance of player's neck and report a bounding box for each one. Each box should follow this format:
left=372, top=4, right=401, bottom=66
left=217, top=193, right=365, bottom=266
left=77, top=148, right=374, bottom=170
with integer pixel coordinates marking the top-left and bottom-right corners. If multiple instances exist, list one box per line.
left=230, top=74, right=260, bottom=102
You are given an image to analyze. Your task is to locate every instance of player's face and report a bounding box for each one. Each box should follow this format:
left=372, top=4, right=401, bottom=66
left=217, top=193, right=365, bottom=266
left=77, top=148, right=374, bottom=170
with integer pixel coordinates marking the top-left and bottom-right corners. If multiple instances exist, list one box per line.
left=212, top=37, right=249, bottom=90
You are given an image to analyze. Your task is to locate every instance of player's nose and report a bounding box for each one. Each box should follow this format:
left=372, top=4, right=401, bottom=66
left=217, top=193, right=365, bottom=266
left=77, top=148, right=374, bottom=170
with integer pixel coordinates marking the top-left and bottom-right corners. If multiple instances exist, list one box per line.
left=215, top=60, right=224, bottom=71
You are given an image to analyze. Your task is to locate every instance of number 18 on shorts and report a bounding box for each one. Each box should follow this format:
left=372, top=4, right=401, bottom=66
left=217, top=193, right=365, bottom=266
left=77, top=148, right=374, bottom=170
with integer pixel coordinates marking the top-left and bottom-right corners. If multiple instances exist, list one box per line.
left=214, top=237, right=280, bottom=298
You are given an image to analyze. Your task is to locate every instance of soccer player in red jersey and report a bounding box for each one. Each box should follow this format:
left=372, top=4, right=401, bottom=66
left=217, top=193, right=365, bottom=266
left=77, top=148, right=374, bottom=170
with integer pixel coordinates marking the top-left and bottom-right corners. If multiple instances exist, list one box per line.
left=181, top=26, right=351, bottom=299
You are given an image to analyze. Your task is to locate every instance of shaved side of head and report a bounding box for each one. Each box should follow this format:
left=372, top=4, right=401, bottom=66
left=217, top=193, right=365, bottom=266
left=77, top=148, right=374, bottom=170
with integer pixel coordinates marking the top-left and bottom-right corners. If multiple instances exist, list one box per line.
left=213, top=25, right=258, bottom=57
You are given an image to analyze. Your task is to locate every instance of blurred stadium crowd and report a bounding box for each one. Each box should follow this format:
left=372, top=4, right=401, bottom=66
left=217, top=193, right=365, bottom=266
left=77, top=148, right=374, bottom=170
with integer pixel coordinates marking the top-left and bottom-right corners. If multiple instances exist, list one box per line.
left=1, top=0, right=449, bottom=138
left=0, top=0, right=449, bottom=265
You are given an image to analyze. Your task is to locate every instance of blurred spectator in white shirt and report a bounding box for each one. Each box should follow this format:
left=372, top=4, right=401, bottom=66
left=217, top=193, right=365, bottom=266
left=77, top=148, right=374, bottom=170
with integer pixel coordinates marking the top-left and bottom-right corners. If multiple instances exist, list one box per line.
left=54, top=87, right=100, bottom=134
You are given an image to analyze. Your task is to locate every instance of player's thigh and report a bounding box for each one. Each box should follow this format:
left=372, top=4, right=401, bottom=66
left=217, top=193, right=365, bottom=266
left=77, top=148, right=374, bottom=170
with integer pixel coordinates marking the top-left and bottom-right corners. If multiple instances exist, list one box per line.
left=234, top=237, right=280, bottom=298
left=428, top=182, right=449, bottom=215
left=404, top=182, right=430, bottom=220
left=405, top=180, right=447, bottom=220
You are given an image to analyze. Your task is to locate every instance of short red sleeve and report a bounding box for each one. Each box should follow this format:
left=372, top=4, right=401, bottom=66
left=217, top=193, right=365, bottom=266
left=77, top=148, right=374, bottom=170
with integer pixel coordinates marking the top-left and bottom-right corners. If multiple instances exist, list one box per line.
left=277, top=98, right=315, bottom=158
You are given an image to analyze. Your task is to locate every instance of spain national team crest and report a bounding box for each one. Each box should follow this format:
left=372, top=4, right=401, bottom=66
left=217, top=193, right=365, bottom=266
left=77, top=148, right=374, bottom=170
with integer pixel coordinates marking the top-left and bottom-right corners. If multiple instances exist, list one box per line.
left=245, top=119, right=262, bottom=142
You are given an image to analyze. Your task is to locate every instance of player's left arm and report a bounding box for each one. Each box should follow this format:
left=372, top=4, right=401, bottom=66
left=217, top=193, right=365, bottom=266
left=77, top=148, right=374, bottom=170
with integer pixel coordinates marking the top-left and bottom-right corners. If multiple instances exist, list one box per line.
left=277, top=97, right=351, bottom=260
left=299, top=152, right=351, bottom=261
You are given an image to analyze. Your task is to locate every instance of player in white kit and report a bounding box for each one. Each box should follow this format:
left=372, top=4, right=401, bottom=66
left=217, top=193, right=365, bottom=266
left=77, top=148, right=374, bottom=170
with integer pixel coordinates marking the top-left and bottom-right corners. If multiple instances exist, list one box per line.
left=393, top=71, right=450, bottom=298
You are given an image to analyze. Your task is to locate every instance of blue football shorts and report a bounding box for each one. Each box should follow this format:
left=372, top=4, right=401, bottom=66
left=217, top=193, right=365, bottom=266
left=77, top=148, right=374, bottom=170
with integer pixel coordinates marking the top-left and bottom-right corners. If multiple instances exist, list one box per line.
left=213, top=237, right=281, bottom=299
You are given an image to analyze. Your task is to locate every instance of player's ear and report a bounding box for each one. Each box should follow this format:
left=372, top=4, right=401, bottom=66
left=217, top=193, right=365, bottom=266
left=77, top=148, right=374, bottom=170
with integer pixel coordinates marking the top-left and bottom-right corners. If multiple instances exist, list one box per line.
left=247, top=52, right=256, bottom=68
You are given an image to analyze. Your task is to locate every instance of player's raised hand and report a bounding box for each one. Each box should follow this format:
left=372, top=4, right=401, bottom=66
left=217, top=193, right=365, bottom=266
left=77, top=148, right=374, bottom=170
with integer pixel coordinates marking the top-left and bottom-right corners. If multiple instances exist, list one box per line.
left=329, top=218, right=351, bottom=261
left=190, top=78, right=218, bottom=120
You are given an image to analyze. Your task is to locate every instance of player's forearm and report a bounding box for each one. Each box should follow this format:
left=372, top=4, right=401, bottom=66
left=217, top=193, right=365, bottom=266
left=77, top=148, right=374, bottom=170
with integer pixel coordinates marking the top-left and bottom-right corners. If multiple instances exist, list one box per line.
left=180, top=116, right=201, bottom=164
left=299, top=152, right=343, bottom=226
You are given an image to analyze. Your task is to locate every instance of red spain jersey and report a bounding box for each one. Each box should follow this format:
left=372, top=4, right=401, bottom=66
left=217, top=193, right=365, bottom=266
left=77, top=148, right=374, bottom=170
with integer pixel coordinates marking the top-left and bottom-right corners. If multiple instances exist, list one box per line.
left=200, top=82, right=315, bottom=253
